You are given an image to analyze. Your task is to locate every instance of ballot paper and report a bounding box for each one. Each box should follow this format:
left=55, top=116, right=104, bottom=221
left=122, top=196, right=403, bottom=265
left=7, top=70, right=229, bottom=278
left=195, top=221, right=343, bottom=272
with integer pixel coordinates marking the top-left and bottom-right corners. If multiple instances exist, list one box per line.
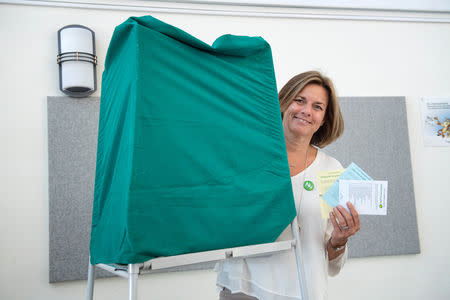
left=322, top=162, right=372, bottom=207
left=339, top=180, right=388, bottom=215
left=317, top=169, right=345, bottom=219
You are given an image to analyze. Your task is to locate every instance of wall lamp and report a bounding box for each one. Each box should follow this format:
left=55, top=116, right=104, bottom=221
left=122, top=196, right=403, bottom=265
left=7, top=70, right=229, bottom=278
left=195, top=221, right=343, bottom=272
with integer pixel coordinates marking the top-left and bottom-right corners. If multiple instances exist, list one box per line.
left=57, top=25, right=97, bottom=98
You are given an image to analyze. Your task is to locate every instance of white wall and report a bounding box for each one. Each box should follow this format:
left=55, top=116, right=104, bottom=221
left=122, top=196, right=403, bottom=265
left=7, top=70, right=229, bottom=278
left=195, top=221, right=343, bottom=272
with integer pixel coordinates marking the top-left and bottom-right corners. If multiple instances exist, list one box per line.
left=1, top=2, right=450, bottom=300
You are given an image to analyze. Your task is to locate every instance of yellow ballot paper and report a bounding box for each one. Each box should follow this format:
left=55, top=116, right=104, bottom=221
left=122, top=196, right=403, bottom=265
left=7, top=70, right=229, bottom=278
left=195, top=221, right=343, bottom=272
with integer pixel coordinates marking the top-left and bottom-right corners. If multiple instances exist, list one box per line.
left=317, top=169, right=345, bottom=219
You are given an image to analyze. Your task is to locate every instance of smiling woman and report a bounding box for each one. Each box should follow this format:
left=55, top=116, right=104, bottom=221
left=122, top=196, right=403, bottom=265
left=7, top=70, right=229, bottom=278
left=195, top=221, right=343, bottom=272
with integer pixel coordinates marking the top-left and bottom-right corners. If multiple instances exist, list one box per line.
left=215, top=71, right=360, bottom=300
left=279, top=71, right=343, bottom=149
left=282, top=84, right=328, bottom=144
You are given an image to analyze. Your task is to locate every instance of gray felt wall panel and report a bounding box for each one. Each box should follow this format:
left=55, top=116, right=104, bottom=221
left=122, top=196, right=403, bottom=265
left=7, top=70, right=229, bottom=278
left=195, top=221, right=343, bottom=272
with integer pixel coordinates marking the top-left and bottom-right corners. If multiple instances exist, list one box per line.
left=324, top=97, right=420, bottom=258
left=48, top=97, right=107, bottom=282
left=48, top=96, right=420, bottom=282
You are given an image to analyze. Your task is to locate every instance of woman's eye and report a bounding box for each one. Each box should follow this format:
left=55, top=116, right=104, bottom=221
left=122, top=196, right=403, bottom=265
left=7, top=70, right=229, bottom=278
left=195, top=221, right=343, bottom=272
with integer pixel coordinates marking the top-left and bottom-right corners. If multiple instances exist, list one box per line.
left=295, top=99, right=304, bottom=103
left=314, top=105, right=323, bottom=110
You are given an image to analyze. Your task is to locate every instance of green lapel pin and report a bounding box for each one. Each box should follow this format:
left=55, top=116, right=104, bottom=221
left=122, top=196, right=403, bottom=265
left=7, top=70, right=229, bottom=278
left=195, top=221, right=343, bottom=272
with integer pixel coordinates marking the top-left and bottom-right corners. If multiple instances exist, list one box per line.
left=303, top=180, right=314, bottom=191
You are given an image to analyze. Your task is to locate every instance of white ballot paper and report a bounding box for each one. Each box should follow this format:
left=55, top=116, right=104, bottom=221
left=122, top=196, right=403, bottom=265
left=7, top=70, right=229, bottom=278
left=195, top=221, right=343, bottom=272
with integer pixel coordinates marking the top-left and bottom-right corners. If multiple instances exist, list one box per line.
left=339, top=180, right=388, bottom=215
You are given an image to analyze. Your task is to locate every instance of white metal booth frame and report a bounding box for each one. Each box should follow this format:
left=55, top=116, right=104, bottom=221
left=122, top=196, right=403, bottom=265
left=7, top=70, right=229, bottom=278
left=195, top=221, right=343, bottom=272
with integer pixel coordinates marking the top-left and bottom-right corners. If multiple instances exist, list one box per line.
left=87, top=218, right=308, bottom=300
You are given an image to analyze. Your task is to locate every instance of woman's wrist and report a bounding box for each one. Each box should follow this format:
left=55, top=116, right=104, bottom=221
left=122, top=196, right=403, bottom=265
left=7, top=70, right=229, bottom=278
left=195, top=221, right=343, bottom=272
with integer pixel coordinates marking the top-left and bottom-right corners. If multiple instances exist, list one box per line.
left=328, top=237, right=346, bottom=251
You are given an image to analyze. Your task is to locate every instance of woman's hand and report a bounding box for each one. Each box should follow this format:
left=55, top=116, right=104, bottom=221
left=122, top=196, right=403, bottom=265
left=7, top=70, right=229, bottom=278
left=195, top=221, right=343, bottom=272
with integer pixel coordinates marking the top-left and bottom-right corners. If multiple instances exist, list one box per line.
left=328, top=202, right=360, bottom=257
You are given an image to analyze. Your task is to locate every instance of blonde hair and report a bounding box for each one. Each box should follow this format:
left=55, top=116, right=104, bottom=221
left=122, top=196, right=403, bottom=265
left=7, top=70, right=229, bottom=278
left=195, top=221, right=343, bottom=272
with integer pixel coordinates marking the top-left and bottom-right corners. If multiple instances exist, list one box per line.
left=279, top=71, right=344, bottom=148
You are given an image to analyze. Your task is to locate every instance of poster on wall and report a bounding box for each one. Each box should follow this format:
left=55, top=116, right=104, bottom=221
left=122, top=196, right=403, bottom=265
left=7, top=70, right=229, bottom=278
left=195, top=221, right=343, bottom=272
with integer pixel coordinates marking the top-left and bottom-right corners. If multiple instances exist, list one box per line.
left=420, top=98, right=450, bottom=147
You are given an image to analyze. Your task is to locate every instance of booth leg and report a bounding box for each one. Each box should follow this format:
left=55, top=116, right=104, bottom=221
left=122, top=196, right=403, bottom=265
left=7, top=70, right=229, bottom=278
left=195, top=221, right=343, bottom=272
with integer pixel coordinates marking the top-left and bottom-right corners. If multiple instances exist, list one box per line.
left=128, top=264, right=139, bottom=300
left=291, top=218, right=309, bottom=300
left=86, top=262, right=96, bottom=300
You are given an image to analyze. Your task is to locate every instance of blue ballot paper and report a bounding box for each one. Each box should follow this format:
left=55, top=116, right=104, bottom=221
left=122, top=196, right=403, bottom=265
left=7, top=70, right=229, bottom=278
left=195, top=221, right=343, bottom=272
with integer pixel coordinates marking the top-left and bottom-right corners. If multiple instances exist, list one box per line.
left=322, top=162, right=372, bottom=207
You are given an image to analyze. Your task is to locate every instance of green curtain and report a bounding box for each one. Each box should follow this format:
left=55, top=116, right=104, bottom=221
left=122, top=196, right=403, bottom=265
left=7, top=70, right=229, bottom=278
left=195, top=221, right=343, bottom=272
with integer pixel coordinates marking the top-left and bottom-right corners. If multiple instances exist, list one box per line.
left=90, top=15, right=296, bottom=264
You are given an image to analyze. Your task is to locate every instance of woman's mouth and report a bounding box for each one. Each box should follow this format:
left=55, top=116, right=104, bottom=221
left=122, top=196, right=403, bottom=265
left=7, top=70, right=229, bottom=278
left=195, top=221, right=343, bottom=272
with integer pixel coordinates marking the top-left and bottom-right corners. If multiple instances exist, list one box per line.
left=293, top=116, right=312, bottom=124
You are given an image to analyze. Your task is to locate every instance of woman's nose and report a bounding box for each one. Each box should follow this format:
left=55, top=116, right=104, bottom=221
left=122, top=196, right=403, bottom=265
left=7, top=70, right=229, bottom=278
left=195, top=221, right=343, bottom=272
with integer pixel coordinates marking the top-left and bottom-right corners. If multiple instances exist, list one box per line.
left=300, top=104, right=311, bottom=116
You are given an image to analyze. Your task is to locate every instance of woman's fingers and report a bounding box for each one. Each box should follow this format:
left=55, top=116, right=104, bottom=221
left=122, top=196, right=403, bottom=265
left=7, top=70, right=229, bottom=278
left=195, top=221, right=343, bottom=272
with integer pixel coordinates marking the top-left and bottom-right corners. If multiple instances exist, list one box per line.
left=329, top=203, right=361, bottom=247
left=336, top=205, right=355, bottom=229
left=347, top=202, right=361, bottom=232
left=333, top=206, right=346, bottom=228
left=329, top=211, right=342, bottom=233
left=329, top=211, right=347, bottom=245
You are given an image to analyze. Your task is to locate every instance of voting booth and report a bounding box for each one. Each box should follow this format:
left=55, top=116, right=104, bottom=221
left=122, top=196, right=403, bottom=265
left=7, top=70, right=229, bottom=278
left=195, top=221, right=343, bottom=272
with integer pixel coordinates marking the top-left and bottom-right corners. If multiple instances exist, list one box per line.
left=87, top=15, right=306, bottom=300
